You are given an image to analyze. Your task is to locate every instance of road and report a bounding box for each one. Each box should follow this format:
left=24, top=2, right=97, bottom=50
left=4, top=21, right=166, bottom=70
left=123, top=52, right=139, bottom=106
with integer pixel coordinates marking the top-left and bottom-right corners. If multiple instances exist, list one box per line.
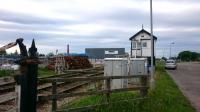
left=167, top=62, right=200, bottom=112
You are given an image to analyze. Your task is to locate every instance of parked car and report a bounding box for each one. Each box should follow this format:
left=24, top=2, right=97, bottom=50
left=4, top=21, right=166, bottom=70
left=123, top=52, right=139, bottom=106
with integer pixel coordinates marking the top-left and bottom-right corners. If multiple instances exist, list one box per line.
left=165, top=60, right=177, bottom=69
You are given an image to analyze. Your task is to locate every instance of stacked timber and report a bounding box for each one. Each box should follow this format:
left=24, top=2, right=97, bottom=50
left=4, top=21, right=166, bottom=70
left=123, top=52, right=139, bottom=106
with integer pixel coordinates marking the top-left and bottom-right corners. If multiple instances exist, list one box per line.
left=47, top=56, right=92, bottom=70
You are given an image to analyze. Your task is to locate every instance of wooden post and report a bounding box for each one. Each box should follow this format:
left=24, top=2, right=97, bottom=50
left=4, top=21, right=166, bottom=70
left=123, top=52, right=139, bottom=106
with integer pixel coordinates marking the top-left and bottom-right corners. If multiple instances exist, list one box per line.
left=140, top=76, right=148, bottom=97
left=52, top=81, right=57, bottom=112
left=15, top=85, right=21, bottom=112
left=106, top=78, right=111, bottom=103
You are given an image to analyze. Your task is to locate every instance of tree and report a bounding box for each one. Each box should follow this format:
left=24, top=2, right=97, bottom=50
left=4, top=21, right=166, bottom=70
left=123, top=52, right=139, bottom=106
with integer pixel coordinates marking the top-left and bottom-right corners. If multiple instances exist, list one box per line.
left=14, top=50, right=18, bottom=55
left=178, top=51, right=200, bottom=61
left=161, top=57, right=167, bottom=61
left=170, top=57, right=177, bottom=60
left=39, top=54, right=45, bottom=57
left=0, top=50, right=6, bottom=55
left=46, top=52, right=54, bottom=57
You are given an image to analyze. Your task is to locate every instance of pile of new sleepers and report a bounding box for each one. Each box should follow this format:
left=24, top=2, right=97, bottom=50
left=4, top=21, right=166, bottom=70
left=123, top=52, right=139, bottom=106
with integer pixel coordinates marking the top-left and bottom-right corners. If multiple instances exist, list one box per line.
left=47, top=56, right=92, bottom=70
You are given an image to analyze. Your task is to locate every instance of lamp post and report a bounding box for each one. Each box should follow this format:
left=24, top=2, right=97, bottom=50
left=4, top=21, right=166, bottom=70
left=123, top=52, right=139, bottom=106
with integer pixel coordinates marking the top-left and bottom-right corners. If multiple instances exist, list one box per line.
left=150, top=0, right=155, bottom=89
left=162, top=48, right=165, bottom=58
left=169, top=42, right=175, bottom=59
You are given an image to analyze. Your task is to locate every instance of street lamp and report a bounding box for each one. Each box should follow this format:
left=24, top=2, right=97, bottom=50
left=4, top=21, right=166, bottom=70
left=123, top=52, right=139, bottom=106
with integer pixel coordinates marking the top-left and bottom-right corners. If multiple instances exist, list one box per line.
left=169, top=42, right=175, bottom=59
left=150, top=0, right=155, bottom=89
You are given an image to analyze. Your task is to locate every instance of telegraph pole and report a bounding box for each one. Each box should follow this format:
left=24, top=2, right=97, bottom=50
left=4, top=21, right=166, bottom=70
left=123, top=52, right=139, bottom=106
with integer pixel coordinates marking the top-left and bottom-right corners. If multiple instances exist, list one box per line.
left=170, top=42, right=174, bottom=58
left=150, top=0, right=155, bottom=89
left=170, top=44, right=171, bottom=58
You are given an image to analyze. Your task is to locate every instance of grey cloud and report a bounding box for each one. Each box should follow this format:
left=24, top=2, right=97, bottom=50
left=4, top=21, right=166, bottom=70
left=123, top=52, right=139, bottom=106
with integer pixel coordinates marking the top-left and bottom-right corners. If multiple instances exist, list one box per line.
left=0, top=9, right=76, bottom=25
left=154, top=9, right=200, bottom=28
left=83, top=8, right=150, bottom=28
left=0, top=0, right=200, bottom=56
left=0, top=30, right=48, bottom=45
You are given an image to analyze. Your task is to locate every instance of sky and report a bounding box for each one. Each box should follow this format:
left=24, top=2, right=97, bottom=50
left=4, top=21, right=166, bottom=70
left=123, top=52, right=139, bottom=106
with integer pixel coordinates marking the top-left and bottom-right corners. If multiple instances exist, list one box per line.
left=0, top=0, right=200, bottom=58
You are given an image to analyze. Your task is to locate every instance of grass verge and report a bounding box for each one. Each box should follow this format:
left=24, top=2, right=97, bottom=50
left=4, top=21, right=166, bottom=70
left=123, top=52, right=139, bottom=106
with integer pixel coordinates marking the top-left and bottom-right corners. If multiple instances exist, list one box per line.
left=57, top=62, right=196, bottom=112
left=61, top=92, right=144, bottom=112
left=148, top=62, right=195, bottom=112
left=0, top=67, right=56, bottom=78
left=38, top=67, right=57, bottom=78
left=0, top=69, right=13, bottom=77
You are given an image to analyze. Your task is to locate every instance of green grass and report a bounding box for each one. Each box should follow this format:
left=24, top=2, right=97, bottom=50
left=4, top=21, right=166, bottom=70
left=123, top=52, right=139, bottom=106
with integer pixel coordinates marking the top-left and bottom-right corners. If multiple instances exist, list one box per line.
left=0, top=69, right=13, bottom=77
left=65, top=92, right=140, bottom=107
left=0, top=67, right=57, bottom=78
left=61, top=92, right=144, bottom=112
left=38, top=67, right=57, bottom=78
left=58, top=62, right=196, bottom=112
left=148, top=62, right=195, bottom=112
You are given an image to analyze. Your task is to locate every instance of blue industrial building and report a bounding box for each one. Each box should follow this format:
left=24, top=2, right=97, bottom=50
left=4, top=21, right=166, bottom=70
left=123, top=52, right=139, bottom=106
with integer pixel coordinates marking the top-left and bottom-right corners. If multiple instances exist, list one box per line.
left=85, top=48, right=126, bottom=59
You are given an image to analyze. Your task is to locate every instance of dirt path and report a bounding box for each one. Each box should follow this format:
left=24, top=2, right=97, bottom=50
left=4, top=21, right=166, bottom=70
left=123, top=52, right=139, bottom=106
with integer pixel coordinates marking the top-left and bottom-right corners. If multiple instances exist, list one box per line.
left=167, top=62, right=200, bottom=112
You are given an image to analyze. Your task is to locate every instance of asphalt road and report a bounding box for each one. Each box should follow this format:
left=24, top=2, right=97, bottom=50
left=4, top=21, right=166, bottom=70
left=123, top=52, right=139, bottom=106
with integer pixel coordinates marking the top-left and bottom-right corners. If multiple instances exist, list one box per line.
left=167, top=62, right=200, bottom=112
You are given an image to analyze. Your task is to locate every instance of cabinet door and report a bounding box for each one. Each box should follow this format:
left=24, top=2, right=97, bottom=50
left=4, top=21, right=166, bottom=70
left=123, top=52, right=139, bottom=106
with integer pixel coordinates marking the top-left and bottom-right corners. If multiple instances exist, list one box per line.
left=130, top=60, right=138, bottom=75
left=112, top=60, right=122, bottom=89
left=122, top=60, right=128, bottom=88
left=104, top=60, right=113, bottom=76
left=137, top=61, right=145, bottom=75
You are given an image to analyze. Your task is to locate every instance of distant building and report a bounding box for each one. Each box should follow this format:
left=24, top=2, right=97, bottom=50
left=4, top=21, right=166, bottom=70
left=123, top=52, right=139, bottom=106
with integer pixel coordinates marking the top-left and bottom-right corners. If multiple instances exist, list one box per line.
left=85, top=48, right=126, bottom=59
left=0, top=55, right=21, bottom=65
left=129, top=28, right=157, bottom=65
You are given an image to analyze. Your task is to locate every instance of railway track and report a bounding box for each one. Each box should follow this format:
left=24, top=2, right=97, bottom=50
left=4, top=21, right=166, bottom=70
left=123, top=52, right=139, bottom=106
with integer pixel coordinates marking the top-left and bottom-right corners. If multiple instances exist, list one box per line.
left=37, top=72, right=103, bottom=112
left=38, top=72, right=103, bottom=96
left=0, top=67, right=103, bottom=93
left=0, top=67, right=103, bottom=112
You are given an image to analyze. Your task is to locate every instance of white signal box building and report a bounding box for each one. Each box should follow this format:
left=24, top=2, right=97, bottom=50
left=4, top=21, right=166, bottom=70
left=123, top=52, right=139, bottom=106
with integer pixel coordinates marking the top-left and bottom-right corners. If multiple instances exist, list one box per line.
left=130, top=29, right=157, bottom=58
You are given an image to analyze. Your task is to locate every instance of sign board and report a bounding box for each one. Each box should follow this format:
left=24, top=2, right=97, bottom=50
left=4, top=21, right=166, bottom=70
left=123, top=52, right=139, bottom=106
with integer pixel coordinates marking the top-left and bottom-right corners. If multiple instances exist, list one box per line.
left=105, top=50, right=118, bottom=54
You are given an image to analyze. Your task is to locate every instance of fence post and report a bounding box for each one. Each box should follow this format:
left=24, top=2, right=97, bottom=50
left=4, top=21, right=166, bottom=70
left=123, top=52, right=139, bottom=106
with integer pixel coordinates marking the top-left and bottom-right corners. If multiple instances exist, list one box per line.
left=140, top=76, right=148, bottom=97
left=15, top=85, right=21, bottom=112
left=52, top=81, right=57, bottom=112
left=106, top=78, right=111, bottom=103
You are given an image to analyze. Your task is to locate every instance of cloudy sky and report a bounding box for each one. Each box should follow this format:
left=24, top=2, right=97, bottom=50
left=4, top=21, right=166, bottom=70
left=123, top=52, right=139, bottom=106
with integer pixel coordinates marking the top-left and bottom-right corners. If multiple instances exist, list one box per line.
left=0, top=0, right=200, bottom=58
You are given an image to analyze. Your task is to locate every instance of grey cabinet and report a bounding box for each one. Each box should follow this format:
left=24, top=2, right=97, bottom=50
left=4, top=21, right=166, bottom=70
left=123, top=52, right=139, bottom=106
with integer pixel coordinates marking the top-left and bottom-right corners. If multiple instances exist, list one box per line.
left=104, top=58, right=128, bottom=89
left=130, top=58, right=147, bottom=75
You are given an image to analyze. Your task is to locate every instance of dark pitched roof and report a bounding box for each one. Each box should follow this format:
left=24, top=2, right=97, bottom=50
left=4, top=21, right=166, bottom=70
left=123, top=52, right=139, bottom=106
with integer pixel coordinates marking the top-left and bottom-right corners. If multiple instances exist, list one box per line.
left=129, top=29, right=157, bottom=40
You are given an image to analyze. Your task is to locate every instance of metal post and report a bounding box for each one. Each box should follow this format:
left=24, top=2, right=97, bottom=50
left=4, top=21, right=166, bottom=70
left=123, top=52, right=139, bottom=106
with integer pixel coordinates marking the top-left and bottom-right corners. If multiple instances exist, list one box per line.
left=131, top=41, right=133, bottom=58
left=162, top=49, right=165, bottom=58
left=67, top=44, right=69, bottom=55
left=170, top=42, right=174, bottom=59
left=170, top=44, right=171, bottom=58
left=27, top=39, right=38, bottom=112
left=140, top=76, right=148, bottom=97
left=150, top=0, right=155, bottom=89
left=135, top=41, right=137, bottom=58
left=18, top=66, right=28, bottom=112
left=15, top=38, right=29, bottom=112
left=15, top=38, right=38, bottom=112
